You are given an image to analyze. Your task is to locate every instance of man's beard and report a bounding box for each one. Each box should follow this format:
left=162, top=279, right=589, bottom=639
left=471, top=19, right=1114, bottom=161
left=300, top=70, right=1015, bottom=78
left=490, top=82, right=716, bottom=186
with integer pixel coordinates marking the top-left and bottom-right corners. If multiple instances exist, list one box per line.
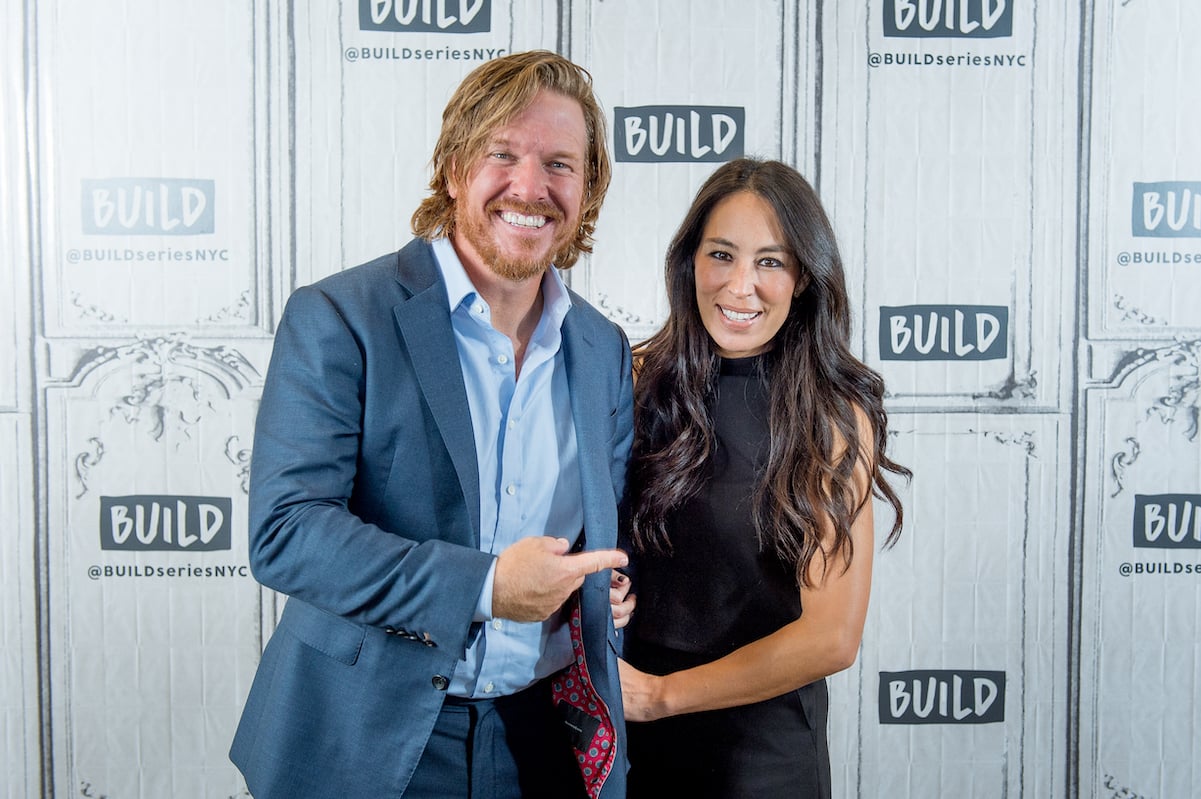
left=456, top=199, right=574, bottom=281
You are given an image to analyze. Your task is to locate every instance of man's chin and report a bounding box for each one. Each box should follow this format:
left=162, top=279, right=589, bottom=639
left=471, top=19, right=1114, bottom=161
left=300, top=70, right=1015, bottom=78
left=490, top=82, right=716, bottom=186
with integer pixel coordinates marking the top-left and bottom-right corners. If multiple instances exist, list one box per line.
left=489, top=257, right=551, bottom=282
left=455, top=213, right=572, bottom=281
left=488, top=238, right=567, bottom=281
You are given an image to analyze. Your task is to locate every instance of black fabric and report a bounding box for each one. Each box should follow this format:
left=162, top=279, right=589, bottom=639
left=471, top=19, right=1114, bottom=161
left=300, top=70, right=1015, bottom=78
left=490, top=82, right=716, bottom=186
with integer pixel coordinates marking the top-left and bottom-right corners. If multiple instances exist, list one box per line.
left=626, top=643, right=830, bottom=799
left=625, top=355, right=831, bottom=798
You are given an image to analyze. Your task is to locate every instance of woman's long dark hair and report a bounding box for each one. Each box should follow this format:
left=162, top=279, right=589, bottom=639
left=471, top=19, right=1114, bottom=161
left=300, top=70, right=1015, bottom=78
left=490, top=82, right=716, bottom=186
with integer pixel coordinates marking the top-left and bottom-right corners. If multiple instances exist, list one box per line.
left=627, top=158, right=910, bottom=587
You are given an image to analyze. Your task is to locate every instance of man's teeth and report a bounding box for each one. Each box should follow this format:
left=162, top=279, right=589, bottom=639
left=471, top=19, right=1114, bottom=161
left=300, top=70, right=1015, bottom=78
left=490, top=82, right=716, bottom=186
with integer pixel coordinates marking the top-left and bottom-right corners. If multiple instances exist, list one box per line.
left=721, top=307, right=760, bottom=322
left=500, top=211, right=547, bottom=228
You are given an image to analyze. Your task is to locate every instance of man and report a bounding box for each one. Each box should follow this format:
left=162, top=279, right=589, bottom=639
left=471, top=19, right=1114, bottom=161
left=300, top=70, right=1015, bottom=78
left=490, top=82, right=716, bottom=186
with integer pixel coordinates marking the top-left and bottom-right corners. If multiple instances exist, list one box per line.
left=230, top=51, right=634, bottom=798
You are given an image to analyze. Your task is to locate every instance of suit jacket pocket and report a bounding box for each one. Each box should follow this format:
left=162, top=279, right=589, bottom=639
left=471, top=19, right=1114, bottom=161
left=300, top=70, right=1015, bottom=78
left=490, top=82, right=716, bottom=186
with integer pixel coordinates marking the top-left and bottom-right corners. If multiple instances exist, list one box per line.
left=278, top=598, right=366, bottom=665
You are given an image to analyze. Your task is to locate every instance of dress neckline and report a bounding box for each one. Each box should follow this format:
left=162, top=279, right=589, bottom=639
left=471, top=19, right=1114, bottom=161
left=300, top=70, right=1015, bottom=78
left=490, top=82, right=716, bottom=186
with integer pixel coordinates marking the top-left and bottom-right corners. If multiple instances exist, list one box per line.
left=718, top=353, right=766, bottom=377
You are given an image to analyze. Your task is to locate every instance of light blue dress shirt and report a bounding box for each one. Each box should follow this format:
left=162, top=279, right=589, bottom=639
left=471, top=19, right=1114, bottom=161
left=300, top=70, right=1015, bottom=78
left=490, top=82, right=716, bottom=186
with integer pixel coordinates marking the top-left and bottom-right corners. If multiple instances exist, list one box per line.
left=431, top=237, right=582, bottom=698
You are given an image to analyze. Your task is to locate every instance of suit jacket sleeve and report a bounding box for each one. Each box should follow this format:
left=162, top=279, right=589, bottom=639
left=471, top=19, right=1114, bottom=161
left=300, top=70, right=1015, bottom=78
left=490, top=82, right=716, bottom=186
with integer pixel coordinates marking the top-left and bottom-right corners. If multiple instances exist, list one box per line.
left=247, top=269, right=493, bottom=659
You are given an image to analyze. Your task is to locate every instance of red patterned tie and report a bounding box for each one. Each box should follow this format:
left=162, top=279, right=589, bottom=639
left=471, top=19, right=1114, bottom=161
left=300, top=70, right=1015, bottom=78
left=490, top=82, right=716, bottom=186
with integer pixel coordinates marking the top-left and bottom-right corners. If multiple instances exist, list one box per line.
left=550, top=595, right=616, bottom=798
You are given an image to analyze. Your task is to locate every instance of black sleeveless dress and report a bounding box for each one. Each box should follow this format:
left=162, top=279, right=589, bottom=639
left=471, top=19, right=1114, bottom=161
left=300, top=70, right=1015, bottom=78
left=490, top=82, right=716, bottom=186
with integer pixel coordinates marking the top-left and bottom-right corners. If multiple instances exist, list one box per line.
left=625, top=355, right=832, bottom=799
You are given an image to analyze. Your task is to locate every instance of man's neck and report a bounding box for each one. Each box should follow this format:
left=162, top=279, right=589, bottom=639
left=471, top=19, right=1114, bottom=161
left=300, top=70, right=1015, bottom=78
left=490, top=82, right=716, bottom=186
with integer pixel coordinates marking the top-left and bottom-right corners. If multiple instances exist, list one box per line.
left=488, top=276, right=544, bottom=375
left=453, top=248, right=547, bottom=375
left=476, top=270, right=544, bottom=339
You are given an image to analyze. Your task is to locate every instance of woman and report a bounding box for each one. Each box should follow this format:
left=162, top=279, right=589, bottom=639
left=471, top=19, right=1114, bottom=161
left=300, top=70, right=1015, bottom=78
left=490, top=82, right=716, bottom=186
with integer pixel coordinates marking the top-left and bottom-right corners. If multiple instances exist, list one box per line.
left=619, top=158, right=909, bottom=798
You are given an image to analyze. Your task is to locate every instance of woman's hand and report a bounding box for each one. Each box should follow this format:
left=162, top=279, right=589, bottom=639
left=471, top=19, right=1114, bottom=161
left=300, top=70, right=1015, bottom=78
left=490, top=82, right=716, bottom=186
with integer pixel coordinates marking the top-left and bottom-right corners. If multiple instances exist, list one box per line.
left=610, top=571, right=636, bottom=630
left=618, top=658, right=668, bottom=722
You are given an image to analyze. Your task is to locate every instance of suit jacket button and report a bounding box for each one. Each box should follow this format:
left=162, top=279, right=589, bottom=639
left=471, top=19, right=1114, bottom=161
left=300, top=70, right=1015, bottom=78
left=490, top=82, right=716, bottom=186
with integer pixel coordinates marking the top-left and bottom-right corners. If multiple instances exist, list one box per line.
left=432, top=675, right=449, bottom=691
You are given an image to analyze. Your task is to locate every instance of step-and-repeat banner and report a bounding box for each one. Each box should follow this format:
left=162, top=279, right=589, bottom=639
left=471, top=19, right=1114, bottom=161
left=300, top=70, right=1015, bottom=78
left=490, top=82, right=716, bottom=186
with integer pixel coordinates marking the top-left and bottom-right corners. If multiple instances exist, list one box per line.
left=3, top=2, right=1199, bottom=797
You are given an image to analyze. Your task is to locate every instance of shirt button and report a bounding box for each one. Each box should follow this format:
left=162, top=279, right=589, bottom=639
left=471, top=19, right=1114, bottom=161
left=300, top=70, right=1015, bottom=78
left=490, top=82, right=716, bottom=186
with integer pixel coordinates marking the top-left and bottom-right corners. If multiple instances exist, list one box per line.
left=431, top=675, right=449, bottom=691
left=505, top=484, right=516, bottom=496
left=507, top=419, right=516, bottom=430
left=483, top=681, right=495, bottom=694
left=491, top=619, right=503, bottom=631
left=497, top=354, right=509, bottom=365
left=472, top=303, right=485, bottom=314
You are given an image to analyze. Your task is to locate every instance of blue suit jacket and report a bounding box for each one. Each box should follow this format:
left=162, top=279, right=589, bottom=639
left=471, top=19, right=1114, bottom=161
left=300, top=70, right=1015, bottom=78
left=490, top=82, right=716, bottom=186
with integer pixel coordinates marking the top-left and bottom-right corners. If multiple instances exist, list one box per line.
left=230, top=239, right=634, bottom=797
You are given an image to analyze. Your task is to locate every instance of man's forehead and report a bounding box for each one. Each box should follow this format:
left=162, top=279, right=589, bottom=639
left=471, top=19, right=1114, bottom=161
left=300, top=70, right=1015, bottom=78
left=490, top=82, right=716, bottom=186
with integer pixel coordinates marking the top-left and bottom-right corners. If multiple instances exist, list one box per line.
left=480, top=104, right=587, bottom=149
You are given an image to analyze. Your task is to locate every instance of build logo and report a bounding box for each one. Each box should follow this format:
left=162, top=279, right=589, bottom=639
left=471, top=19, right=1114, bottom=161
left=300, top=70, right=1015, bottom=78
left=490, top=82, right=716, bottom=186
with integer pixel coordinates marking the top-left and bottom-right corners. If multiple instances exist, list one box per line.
left=879, top=305, right=1008, bottom=361
left=614, top=106, right=744, bottom=164
left=359, top=0, right=490, bottom=32
left=1133, top=494, right=1201, bottom=550
left=880, top=670, right=1005, bottom=724
left=1131, top=182, right=1201, bottom=238
left=883, top=0, right=1013, bottom=38
left=100, top=495, right=233, bottom=552
left=82, top=178, right=215, bottom=236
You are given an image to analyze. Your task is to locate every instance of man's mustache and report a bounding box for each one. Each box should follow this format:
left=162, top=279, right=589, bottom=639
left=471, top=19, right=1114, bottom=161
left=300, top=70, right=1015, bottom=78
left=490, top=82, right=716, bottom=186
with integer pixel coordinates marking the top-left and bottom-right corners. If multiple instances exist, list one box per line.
left=485, top=199, right=565, bottom=224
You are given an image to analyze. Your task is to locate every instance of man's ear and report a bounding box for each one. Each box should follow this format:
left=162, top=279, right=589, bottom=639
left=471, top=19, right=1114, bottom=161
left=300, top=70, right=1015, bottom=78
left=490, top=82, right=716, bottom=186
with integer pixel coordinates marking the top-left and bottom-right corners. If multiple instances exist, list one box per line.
left=447, top=159, right=460, bottom=199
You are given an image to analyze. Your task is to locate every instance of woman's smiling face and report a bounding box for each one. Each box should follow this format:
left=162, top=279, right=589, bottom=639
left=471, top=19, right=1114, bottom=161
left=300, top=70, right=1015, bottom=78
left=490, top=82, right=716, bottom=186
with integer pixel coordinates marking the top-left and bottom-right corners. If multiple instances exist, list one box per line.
left=693, top=191, right=802, bottom=358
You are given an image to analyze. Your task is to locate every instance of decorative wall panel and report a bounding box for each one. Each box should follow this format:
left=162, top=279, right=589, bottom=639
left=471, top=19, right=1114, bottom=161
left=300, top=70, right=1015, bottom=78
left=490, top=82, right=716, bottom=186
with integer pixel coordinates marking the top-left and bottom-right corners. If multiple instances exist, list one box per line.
left=832, top=413, right=1068, bottom=797
left=569, top=0, right=815, bottom=342
left=1077, top=339, right=1201, bottom=799
left=1, top=416, right=38, bottom=799
left=42, top=338, right=262, bottom=797
left=1086, top=2, right=1201, bottom=338
left=823, top=1, right=1078, bottom=409
left=35, top=0, right=283, bottom=336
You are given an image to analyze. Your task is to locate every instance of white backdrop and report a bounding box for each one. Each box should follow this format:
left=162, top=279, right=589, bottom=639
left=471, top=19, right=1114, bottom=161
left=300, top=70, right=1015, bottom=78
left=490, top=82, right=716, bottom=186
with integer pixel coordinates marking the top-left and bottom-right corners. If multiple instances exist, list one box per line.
left=3, top=2, right=1199, bottom=797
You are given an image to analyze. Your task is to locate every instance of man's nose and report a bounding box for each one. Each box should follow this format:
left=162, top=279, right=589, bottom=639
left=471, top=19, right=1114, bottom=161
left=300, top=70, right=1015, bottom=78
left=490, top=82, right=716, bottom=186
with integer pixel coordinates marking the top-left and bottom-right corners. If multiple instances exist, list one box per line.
left=508, top=157, right=548, bottom=201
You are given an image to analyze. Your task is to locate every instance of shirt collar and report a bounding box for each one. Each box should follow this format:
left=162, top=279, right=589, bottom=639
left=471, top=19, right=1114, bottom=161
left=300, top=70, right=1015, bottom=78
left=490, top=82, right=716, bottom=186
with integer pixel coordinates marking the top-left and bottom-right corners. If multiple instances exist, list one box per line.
left=431, top=237, right=573, bottom=330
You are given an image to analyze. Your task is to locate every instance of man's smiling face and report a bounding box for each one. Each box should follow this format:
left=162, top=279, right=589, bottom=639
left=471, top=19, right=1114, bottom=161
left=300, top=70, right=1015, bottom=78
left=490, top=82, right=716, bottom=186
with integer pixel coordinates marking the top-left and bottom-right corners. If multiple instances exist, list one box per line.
left=448, top=89, right=587, bottom=282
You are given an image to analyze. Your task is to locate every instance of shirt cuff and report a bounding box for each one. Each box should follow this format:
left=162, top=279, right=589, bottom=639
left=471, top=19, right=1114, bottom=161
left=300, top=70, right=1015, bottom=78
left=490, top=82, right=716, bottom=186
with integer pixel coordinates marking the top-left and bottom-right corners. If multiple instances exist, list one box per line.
left=473, top=559, right=497, bottom=622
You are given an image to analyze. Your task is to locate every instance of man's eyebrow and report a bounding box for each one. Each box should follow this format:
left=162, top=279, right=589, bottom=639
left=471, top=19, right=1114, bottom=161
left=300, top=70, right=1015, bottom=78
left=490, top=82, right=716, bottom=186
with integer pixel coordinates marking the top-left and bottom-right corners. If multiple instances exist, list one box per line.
left=482, top=136, right=582, bottom=161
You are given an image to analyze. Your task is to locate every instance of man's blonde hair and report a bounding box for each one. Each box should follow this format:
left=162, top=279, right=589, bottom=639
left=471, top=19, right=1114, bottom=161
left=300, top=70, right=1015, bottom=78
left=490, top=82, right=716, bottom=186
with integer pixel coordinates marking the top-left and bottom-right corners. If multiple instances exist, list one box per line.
left=410, top=50, right=611, bottom=269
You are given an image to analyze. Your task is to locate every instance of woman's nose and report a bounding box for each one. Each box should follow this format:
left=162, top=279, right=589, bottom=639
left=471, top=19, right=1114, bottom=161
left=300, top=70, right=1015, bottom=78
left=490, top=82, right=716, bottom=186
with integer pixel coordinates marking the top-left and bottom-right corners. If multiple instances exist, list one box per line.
left=726, top=259, right=756, bottom=297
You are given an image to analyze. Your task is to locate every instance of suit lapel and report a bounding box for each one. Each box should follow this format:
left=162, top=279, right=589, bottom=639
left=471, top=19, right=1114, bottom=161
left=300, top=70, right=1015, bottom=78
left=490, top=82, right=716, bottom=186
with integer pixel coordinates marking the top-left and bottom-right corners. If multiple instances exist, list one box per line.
left=562, top=309, right=607, bottom=537
left=391, top=242, right=482, bottom=542
left=560, top=309, right=624, bottom=798
left=563, top=308, right=625, bottom=596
